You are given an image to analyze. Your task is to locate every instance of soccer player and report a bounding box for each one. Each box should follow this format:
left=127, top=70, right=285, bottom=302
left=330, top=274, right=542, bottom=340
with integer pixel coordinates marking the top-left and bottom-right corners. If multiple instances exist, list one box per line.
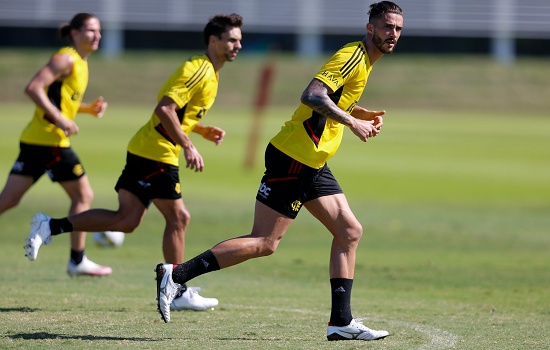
left=154, top=1, right=403, bottom=341
left=0, top=13, right=111, bottom=277
left=25, top=14, right=244, bottom=310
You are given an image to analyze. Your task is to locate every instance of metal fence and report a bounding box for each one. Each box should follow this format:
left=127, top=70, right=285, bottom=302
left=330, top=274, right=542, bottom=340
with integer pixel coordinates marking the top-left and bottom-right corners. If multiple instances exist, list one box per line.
left=1, top=0, right=549, bottom=39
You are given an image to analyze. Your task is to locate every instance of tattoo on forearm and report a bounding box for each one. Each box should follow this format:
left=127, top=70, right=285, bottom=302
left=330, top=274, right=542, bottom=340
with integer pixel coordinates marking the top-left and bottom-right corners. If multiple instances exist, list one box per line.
left=313, top=101, right=352, bottom=126
left=302, top=79, right=353, bottom=127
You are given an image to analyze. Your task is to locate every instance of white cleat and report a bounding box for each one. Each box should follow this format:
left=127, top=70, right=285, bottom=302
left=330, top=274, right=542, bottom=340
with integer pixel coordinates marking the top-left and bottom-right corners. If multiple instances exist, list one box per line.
left=327, top=318, right=389, bottom=341
left=155, top=263, right=181, bottom=323
left=67, top=256, right=112, bottom=277
left=24, top=213, right=53, bottom=261
left=171, top=286, right=218, bottom=311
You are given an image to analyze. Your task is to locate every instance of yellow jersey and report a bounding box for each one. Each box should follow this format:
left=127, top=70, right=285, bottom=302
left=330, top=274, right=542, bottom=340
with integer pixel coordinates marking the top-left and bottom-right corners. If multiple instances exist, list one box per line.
left=270, top=41, right=372, bottom=169
left=20, top=46, right=88, bottom=147
left=127, top=54, right=219, bottom=166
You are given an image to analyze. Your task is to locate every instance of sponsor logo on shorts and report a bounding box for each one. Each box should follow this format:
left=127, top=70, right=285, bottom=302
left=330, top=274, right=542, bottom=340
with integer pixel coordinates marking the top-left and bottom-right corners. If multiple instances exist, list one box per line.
left=138, top=180, right=151, bottom=188
left=257, top=182, right=271, bottom=198
left=12, top=161, right=24, bottom=172
left=291, top=200, right=302, bottom=212
left=175, top=183, right=181, bottom=194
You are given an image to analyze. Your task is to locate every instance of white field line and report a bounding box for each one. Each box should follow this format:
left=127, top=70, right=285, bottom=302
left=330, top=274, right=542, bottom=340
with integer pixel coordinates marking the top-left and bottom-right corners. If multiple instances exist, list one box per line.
left=225, top=304, right=458, bottom=349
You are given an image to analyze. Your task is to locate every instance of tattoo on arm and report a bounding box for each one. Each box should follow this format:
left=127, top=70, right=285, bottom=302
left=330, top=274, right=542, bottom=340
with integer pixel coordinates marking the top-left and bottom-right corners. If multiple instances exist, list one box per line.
left=301, top=79, right=354, bottom=127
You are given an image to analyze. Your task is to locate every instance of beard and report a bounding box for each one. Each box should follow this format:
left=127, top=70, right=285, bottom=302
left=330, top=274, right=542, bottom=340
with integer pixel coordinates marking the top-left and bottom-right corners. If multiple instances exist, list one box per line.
left=224, top=51, right=239, bottom=62
left=372, top=32, right=395, bottom=54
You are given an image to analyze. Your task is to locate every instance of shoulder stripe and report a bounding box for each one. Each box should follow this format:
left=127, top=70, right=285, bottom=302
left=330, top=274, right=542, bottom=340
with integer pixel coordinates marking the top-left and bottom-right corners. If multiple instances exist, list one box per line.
left=185, top=61, right=209, bottom=90
left=340, top=44, right=365, bottom=79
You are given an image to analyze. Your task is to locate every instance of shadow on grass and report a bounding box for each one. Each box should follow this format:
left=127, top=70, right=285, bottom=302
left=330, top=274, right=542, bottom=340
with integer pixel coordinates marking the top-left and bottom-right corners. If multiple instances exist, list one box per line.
left=9, top=332, right=165, bottom=342
left=0, top=307, right=37, bottom=312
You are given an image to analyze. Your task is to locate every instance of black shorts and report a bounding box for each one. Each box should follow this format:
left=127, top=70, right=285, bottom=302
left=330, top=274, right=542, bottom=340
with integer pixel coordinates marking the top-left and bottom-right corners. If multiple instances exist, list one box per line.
left=115, top=152, right=182, bottom=208
left=256, top=143, right=343, bottom=219
left=10, top=142, right=85, bottom=183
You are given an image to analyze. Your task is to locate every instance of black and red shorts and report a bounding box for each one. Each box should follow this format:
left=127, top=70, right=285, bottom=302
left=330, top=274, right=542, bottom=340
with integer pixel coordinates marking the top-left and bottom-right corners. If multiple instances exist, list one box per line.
left=10, top=142, right=85, bottom=182
left=256, top=143, right=343, bottom=219
left=115, top=152, right=181, bottom=208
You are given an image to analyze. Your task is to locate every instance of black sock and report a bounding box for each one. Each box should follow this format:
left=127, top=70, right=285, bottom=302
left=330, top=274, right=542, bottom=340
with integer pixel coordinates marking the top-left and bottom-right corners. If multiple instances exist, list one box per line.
left=172, top=250, right=220, bottom=285
left=70, top=249, right=84, bottom=265
left=329, top=278, right=354, bottom=326
left=49, top=218, right=73, bottom=235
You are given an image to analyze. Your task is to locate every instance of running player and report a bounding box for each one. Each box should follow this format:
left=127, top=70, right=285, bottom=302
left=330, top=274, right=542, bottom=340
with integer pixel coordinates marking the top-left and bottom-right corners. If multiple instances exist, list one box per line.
left=25, top=13, right=243, bottom=310
left=155, top=1, right=404, bottom=340
left=0, top=13, right=111, bottom=277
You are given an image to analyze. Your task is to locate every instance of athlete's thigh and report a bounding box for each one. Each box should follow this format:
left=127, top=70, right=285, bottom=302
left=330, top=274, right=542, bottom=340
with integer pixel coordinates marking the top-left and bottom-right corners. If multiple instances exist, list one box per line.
left=250, top=200, right=294, bottom=241
left=0, top=174, right=35, bottom=202
left=304, top=193, right=360, bottom=236
left=116, top=188, right=148, bottom=222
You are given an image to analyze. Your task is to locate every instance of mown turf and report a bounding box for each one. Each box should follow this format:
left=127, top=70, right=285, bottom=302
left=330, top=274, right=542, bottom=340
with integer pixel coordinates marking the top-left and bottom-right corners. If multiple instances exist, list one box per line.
left=0, top=100, right=548, bottom=349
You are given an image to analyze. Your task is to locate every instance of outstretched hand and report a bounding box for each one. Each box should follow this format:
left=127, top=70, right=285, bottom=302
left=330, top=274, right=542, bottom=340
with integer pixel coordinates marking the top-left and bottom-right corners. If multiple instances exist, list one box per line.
left=352, top=107, right=385, bottom=130
left=350, top=107, right=386, bottom=141
left=201, top=125, right=226, bottom=146
left=88, top=96, right=108, bottom=118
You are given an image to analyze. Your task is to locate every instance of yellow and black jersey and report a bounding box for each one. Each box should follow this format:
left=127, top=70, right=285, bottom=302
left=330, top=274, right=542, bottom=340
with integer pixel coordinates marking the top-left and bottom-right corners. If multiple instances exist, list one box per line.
left=20, top=46, right=88, bottom=147
left=128, top=54, right=219, bottom=166
left=270, top=41, right=372, bottom=169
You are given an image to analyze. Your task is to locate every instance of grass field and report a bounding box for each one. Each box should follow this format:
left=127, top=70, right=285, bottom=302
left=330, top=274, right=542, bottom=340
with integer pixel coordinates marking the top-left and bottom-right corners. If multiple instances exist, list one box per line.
left=0, top=50, right=549, bottom=349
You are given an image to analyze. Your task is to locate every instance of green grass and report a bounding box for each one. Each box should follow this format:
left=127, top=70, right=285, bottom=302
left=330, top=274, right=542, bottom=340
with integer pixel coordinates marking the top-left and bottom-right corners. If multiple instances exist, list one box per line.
left=2, top=48, right=550, bottom=113
left=0, top=50, right=549, bottom=349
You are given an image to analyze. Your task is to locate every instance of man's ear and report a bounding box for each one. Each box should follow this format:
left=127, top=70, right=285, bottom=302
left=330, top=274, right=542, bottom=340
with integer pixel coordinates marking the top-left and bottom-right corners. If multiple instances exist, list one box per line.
left=366, top=23, right=374, bottom=35
left=209, top=34, right=218, bottom=45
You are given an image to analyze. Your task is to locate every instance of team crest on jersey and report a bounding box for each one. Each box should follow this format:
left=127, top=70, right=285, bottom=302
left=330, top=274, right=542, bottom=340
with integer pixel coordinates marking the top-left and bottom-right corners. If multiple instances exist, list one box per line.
left=73, top=164, right=84, bottom=176
left=196, top=107, right=206, bottom=119
left=291, top=200, right=302, bottom=212
left=71, top=92, right=83, bottom=102
left=175, top=183, right=181, bottom=194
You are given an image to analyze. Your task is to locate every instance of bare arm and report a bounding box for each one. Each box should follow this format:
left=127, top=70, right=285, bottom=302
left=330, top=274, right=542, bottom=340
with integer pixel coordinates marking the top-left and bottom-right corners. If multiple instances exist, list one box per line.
left=300, top=78, right=379, bottom=141
left=79, top=96, right=108, bottom=118
left=24, top=53, right=79, bottom=136
left=192, top=123, right=225, bottom=146
left=154, top=96, right=204, bottom=172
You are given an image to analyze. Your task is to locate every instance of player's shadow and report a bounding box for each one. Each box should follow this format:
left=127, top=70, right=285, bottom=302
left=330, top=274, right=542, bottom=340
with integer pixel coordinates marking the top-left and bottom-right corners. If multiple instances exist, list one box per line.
left=9, top=332, right=164, bottom=342
left=3, top=308, right=164, bottom=342
left=0, top=307, right=37, bottom=313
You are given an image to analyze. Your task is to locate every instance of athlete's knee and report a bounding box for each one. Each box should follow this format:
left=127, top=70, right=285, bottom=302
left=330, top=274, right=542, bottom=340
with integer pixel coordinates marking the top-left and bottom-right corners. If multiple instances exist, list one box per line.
left=339, top=221, right=363, bottom=247
left=115, top=214, right=142, bottom=233
left=176, top=207, right=191, bottom=228
left=164, top=207, right=191, bottom=233
left=256, top=237, right=280, bottom=257
left=84, top=187, right=94, bottom=204
left=71, top=187, right=94, bottom=206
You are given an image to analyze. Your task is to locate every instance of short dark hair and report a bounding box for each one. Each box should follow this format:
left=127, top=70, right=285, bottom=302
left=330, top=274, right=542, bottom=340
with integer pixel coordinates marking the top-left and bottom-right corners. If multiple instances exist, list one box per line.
left=368, top=1, right=403, bottom=22
left=203, top=13, right=243, bottom=46
left=58, top=13, right=98, bottom=40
